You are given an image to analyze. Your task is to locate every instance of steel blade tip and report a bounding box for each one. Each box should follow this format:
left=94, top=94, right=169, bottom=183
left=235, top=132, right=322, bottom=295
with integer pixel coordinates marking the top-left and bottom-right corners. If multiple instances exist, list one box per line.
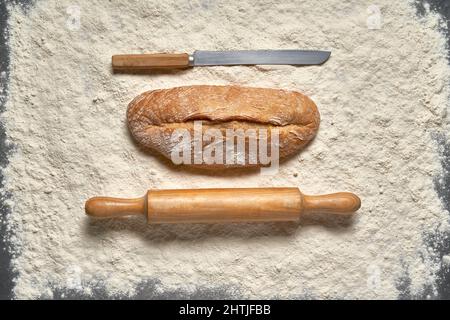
left=319, top=51, right=331, bottom=64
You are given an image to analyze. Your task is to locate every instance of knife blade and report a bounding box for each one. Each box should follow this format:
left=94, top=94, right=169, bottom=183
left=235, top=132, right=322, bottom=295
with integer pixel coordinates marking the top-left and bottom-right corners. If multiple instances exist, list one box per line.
left=192, top=50, right=330, bottom=66
left=112, top=50, right=331, bottom=71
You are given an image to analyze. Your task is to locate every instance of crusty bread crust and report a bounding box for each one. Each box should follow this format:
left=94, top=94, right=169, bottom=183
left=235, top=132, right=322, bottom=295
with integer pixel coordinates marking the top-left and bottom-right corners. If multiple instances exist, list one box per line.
left=127, top=85, right=320, bottom=168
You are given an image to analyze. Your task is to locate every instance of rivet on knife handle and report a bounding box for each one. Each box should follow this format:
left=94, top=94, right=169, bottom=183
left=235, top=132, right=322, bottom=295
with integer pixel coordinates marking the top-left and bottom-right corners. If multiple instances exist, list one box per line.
left=85, top=188, right=361, bottom=224
left=112, top=53, right=191, bottom=70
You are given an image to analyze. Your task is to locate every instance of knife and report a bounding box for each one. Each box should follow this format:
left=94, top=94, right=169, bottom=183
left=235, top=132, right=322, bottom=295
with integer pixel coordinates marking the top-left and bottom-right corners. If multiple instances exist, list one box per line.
left=112, top=50, right=331, bottom=71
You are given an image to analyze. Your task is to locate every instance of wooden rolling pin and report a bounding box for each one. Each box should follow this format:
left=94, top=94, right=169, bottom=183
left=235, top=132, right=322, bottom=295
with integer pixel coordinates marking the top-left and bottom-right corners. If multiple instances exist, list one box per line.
left=85, top=188, right=361, bottom=224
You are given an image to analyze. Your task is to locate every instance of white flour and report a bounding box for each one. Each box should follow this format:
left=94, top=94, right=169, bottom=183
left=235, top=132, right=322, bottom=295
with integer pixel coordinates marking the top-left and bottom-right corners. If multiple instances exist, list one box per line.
left=1, top=0, right=450, bottom=299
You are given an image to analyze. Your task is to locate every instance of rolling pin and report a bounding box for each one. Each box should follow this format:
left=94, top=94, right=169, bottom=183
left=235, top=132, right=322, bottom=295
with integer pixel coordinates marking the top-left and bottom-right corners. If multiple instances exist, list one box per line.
left=85, top=188, right=361, bottom=224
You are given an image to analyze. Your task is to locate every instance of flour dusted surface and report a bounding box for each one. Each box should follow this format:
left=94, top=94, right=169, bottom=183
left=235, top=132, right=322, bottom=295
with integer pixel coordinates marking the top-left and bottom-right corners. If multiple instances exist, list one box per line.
left=2, top=0, right=450, bottom=299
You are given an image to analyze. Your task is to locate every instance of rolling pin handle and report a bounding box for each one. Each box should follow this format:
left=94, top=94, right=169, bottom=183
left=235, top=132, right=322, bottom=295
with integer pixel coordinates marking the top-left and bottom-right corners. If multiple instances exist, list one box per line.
left=85, top=196, right=146, bottom=218
left=302, top=192, right=361, bottom=215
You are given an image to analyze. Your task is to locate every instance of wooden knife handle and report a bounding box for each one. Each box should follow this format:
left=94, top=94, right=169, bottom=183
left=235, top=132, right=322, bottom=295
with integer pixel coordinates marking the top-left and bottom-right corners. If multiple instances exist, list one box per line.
left=112, top=53, right=190, bottom=70
left=85, top=188, right=361, bottom=224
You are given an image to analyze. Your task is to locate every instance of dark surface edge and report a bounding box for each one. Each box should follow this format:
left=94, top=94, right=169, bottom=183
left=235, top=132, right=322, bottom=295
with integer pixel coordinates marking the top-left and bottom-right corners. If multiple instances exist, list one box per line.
left=0, top=0, right=14, bottom=300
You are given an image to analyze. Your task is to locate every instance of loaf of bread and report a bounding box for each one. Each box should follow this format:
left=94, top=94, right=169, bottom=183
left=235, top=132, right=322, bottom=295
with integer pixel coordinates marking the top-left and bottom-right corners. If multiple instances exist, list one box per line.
left=127, top=85, right=320, bottom=168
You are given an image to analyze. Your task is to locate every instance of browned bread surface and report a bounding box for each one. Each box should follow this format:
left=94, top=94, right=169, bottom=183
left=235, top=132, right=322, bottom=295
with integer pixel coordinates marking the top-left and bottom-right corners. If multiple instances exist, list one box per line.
left=127, top=85, right=320, bottom=168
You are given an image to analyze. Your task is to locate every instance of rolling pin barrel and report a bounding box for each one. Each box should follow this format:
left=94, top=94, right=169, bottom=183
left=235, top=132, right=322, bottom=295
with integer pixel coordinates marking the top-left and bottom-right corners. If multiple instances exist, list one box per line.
left=85, top=188, right=361, bottom=224
left=147, top=188, right=302, bottom=223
